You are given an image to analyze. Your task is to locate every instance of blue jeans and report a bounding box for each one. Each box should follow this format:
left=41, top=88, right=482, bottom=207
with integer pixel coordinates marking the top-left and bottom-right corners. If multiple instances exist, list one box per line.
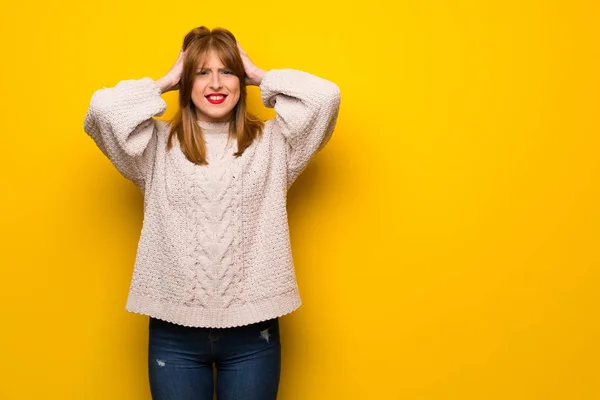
left=148, top=317, right=281, bottom=400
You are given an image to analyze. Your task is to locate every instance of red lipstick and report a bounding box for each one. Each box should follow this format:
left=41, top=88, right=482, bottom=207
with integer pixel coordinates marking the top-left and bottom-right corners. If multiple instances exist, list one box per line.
left=205, top=93, right=228, bottom=105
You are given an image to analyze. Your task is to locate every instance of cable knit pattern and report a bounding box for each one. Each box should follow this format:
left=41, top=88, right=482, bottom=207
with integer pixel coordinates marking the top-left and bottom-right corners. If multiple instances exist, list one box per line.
left=83, top=69, right=340, bottom=328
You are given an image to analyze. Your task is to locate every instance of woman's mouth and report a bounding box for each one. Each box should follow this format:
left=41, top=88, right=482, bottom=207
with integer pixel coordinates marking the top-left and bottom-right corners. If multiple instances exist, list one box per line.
left=205, top=94, right=228, bottom=105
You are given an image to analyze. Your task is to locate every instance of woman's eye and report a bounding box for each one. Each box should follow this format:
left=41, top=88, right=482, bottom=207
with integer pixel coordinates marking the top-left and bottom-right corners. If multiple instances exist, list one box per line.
left=196, top=71, right=208, bottom=75
left=223, top=70, right=233, bottom=75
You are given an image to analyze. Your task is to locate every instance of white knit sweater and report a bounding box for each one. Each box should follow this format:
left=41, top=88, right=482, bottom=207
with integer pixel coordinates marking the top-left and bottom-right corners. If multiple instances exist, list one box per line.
left=83, top=69, right=340, bottom=328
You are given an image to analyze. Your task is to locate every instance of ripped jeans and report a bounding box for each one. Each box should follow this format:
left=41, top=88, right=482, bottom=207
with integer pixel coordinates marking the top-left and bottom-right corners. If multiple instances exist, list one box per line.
left=148, top=317, right=281, bottom=400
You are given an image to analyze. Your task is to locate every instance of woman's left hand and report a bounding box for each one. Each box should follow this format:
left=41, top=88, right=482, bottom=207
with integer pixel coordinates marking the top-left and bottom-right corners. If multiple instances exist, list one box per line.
left=237, top=43, right=266, bottom=86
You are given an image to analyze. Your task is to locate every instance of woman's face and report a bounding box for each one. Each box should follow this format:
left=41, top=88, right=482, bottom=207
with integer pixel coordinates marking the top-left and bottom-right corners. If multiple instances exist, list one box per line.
left=191, top=49, right=241, bottom=123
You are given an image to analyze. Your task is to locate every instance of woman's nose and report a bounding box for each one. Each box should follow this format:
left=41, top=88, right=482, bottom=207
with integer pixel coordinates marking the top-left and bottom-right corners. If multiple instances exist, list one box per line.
left=210, top=73, right=222, bottom=89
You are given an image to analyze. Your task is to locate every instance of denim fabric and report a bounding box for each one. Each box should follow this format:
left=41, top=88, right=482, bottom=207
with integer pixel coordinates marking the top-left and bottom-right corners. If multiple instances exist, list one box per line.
left=148, top=317, right=281, bottom=400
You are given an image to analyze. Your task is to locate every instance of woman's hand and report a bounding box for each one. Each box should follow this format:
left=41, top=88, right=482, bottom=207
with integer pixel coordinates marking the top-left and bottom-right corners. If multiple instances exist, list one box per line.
left=156, top=50, right=186, bottom=94
left=237, top=43, right=266, bottom=86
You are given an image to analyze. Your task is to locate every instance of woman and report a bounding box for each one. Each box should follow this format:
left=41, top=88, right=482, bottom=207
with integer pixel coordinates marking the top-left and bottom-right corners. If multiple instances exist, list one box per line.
left=84, top=26, right=340, bottom=399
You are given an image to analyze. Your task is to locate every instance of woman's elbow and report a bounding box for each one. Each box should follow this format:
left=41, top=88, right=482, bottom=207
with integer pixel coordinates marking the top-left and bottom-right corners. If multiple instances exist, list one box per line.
left=325, top=80, right=341, bottom=108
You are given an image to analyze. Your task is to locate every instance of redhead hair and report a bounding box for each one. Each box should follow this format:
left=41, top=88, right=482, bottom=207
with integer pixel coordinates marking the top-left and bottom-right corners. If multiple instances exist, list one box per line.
left=167, top=26, right=264, bottom=165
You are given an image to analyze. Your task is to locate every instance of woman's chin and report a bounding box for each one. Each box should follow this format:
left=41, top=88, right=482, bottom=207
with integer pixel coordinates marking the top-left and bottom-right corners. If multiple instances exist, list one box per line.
left=196, top=110, right=233, bottom=123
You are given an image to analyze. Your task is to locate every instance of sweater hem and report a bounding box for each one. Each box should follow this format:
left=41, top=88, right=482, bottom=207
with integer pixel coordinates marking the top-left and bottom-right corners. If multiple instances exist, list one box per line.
left=125, top=291, right=302, bottom=328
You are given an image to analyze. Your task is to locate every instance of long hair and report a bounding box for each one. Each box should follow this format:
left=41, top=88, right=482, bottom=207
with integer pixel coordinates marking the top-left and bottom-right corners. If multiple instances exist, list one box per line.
left=167, top=26, right=264, bottom=165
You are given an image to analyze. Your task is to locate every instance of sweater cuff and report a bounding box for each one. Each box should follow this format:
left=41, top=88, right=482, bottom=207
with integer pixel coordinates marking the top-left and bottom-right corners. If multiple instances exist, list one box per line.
left=259, top=69, right=284, bottom=108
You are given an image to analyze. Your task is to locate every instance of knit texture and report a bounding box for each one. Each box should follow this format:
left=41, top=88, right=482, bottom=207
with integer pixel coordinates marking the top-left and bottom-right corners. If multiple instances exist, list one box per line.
left=84, top=69, right=340, bottom=327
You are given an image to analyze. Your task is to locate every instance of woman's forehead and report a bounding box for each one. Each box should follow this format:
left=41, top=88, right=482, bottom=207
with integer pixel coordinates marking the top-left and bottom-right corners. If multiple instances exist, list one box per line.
left=196, top=49, right=227, bottom=68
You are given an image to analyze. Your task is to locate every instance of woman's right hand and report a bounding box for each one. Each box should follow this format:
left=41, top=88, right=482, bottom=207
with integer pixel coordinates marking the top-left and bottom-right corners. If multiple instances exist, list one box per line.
left=156, top=50, right=186, bottom=94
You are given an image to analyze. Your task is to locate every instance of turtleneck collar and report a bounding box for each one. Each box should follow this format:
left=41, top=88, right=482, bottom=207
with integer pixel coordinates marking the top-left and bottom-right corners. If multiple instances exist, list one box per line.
left=196, top=120, right=230, bottom=133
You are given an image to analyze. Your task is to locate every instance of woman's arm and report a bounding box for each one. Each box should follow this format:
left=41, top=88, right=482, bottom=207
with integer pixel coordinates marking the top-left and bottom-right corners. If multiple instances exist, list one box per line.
left=83, top=79, right=166, bottom=189
left=237, top=44, right=341, bottom=187
left=259, top=69, right=341, bottom=186
left=83, top=51, right=185, bottom=189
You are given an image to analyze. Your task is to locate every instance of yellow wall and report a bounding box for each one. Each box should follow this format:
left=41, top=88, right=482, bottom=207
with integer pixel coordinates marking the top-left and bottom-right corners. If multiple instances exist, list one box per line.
left=1, top=0, right=599, bottom=398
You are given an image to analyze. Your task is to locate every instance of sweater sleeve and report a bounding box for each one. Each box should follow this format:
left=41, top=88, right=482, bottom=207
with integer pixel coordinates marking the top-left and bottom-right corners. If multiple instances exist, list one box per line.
left=260, top=69, right=341, bottom=187
left=83, top=78, right=167, bottom=190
